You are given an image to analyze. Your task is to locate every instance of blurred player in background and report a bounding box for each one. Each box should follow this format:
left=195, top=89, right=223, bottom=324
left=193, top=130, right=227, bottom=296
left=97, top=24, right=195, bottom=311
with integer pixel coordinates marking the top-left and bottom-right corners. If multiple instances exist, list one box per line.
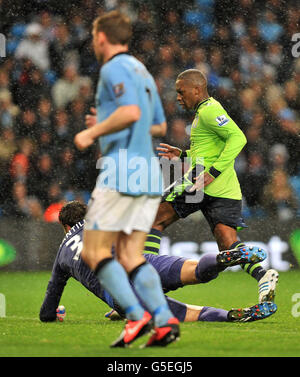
left=145, top=69, right=278, bottom=304
left=39, top=201, right=277, bottom=325
left=74, top=11, right=179, bottom=347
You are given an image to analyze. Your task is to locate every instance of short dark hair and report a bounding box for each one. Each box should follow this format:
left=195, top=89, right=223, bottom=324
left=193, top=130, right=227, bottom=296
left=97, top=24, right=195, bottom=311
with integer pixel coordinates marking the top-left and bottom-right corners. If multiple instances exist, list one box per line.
left=59, top=201, right=87, bottom=228
left=93, top=10, right=132, bottom=45
left=177, top=69, right=207, bottom=87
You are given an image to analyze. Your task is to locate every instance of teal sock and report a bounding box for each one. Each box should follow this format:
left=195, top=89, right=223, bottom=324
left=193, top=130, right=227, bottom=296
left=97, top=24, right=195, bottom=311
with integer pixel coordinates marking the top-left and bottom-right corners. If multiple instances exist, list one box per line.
left=130, top=262, right=173, bottom=327
left=95, top=258, right=145, bottom=321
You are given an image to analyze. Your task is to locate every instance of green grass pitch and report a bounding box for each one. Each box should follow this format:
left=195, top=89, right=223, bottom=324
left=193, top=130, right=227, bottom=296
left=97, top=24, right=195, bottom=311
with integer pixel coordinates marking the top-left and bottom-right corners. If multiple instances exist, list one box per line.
left=0, top=270, right=300, bottom=357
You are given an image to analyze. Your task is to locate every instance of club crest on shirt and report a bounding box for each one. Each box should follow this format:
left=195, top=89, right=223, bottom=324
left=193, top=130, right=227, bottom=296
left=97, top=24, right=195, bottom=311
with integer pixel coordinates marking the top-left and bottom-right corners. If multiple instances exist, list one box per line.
left=113, top=82, right=125, bottom=97
left=215, top=115, right=229, bottom=126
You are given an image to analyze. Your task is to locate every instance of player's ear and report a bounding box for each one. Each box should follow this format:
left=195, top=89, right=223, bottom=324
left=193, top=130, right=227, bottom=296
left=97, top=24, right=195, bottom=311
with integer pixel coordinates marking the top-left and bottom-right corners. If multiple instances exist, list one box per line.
left=97, top=31, right=107, bottom=45
left=193, top=85, right=201, bottom=98
left=61, top=224, right=70, bottom=234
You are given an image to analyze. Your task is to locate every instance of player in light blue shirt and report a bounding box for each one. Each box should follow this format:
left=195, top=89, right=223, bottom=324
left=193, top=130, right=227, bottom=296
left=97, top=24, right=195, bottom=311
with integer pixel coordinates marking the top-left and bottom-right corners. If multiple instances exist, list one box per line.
left=94, top=52, right=165, bottom=195
left=74, top=10, right=179, bottom=348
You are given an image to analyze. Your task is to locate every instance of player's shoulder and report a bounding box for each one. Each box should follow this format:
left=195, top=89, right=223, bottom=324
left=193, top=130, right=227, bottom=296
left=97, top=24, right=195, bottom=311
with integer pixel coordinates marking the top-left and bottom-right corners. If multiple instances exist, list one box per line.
left=198, top=97, right=225, bottom=114
left=103, top=53, right=140, bottom=75
left=199, top=97, right=232, bottom=125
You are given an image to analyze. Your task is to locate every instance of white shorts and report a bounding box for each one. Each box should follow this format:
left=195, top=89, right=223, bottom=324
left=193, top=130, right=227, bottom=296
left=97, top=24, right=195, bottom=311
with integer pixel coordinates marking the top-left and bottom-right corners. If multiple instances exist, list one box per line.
left=84, top=188, right=161, bottom=234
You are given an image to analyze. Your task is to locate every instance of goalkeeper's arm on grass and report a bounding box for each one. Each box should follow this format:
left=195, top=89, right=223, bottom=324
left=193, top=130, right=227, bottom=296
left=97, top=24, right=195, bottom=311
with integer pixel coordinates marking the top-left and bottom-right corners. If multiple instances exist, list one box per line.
left=39, top=263, right=70, bottom=322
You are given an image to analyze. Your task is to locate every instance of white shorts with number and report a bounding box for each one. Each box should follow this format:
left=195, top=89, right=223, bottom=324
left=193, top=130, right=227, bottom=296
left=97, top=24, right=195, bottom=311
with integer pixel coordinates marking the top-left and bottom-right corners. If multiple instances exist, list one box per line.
left=84, top=188, right=161, bottom=234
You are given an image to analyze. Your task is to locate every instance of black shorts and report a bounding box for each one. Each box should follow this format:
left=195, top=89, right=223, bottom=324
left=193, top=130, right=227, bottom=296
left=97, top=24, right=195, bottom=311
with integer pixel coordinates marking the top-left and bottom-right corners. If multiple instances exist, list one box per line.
left=163, top=170, right=246, bottom=233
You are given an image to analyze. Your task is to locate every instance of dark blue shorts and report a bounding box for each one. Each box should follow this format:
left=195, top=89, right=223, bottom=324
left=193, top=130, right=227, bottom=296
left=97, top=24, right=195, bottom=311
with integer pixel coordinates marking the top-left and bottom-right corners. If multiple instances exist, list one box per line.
left=144, top=253, right=188, bottom=292
left=163, top=166, right=246, bottom=233
left=165, top=192, right=246, bottom=233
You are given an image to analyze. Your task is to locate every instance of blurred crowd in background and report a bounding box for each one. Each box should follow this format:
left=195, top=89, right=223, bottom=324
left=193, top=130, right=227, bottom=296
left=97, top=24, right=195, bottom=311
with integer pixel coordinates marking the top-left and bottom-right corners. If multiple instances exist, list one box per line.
left=0, top=0, right=300, bottom=223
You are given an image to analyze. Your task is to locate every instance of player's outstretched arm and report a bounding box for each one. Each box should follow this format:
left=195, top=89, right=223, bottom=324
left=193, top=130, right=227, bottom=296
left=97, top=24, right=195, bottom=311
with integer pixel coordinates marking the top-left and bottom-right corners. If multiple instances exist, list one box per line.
left=39, top=282, right=66, bottom=322
left=156, top=143, right=185, bottom=160
left=39, top=264, right=69, bottom=322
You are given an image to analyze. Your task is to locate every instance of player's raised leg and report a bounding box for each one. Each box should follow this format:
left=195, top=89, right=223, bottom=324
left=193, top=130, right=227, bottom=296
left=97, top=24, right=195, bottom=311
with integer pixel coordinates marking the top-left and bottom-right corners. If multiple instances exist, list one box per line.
left=144, top=192, right=273, bottom=302
left=214, top=224, right=267, bottom=270
left=214, top=223, right=278, bottom=303
left=143, top=202, right=179, bottom=255
left=144, top=246, right=266, bottom=291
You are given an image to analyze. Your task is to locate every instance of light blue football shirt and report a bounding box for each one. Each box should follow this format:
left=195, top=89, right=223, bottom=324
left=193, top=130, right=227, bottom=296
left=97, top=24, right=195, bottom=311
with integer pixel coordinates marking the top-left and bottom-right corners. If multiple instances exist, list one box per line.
left=95, top=53, right=165, bottom=196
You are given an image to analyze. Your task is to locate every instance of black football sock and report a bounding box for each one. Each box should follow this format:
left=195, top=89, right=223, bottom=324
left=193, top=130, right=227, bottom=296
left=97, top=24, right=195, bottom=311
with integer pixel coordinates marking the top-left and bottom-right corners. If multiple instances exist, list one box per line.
left=143, top=228, right=162, bottom=254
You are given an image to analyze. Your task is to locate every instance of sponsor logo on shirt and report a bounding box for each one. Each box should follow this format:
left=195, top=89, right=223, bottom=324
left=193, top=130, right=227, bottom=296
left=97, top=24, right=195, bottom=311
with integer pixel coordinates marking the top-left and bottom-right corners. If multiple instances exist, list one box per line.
left=215, top=115, right=229, bottom=126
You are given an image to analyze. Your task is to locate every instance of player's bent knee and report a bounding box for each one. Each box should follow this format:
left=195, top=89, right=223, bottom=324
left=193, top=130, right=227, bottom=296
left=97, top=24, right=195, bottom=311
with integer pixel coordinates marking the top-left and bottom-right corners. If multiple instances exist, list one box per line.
left=180, top=260, right=199, bottom=285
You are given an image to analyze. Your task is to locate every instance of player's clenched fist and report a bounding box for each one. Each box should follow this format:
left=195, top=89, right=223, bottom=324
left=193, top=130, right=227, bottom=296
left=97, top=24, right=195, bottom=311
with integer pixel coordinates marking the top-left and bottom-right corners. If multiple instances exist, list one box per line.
left=85, top=107, right=97, bottom=128
left=74, top=129, right=94, bottom=151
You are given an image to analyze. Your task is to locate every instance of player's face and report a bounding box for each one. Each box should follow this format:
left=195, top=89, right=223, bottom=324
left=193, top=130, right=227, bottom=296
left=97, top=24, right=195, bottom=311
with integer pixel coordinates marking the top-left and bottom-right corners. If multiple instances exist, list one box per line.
left=175, top=80, right=198, bottom=111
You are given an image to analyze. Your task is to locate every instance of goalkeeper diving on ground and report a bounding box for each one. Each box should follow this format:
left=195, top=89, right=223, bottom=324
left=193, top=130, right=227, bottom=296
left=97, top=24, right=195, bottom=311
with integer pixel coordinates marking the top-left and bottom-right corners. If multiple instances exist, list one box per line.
left=39, top=201, right=277, bottom=324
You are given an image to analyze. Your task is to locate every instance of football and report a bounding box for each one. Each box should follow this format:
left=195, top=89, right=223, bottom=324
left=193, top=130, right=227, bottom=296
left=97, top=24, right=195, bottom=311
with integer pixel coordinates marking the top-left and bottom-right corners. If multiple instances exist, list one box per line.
left=56, top=305, right=66, bottom=322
